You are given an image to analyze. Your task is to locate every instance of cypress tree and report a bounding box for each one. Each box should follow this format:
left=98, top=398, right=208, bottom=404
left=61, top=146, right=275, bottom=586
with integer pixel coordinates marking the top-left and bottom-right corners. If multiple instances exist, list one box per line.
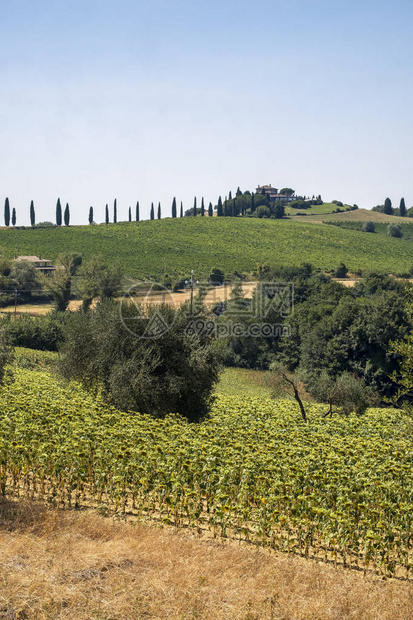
left=136, top=201, right=140, bottom=222
left=400, top=197, right=406, bottom=217
left=89, top=206, right=94, bottom=224
left=193, top=197, right=197, bottom=216
left=4, top=198, right=10, bottom=227
left=201, top=197, right=205, bottom=216
left=56, top=198, right=62, bottom=226
left=180, top=202, right=183, bottom=217
left=128, top=206, right=132, bottom=222
left=217, top=196, right=223, bottom=217
left=64, top=203, right=70, bottom=226
left=113, top=199, right=117, bottom=223
left=208, top=202, right=213, bottom=217
left=172, top=197, right=177, bottom=218
left=30, top=200, right=35, bottom=227
left=383, top=197, right=393, bottom=215
left=233, top=197, right=237, bottom=216
left=11, top=208, right=16, bottom=226
left=157, top=202, right=161, bottom=220
left=105, top=204, right=109, bottom=224
left=150, top=203, right=154, bottom=220
left=251, top=193, right=255, bottom=213
left=229, top=190, right=232, bottom=200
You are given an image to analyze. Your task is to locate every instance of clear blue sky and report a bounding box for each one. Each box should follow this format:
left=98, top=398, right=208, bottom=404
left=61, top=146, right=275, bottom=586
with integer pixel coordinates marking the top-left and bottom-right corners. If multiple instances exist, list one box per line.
left=1, top=0, right=413, bottom=224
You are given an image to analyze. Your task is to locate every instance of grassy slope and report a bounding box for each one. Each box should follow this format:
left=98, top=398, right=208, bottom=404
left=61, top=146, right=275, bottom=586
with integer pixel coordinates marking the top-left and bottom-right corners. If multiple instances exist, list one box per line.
left=327, top=220, right=413, bottom=241
left=285, top=201, right=351, bottom=216
left=1, top=217, right=413, bottom=279
left=303, top=207, right=413, bottom=223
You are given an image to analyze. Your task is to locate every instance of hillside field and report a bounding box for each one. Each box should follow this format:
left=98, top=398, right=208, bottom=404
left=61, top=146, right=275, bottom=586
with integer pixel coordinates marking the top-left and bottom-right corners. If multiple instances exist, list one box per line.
left=1, top=217, right=413, bottom=279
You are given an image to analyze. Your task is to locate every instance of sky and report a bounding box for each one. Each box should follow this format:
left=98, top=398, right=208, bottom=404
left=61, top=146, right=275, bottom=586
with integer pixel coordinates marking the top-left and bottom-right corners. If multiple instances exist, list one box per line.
left=1, top=0, right=413, bottom=224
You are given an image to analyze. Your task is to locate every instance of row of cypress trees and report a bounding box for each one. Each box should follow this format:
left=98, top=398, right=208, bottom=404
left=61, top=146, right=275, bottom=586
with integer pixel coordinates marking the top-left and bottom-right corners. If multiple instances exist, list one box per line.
left=2, top=193, right=242, bottom=227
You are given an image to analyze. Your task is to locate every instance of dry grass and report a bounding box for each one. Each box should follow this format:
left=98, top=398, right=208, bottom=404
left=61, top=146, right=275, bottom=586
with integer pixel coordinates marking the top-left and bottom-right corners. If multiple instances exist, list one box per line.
left=303, top=208, right=413, bottom=223
left=1, top=500, right=412, bottom=619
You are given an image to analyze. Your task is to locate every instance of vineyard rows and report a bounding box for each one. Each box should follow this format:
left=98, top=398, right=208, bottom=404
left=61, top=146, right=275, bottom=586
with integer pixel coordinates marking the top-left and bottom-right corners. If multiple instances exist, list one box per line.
left=1, top=367, right=413, bottom=578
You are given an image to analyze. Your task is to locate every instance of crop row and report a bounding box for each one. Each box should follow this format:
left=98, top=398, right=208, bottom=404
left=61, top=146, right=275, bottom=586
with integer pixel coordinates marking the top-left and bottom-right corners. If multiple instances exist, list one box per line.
left=1, top=368, right=413, bottom=578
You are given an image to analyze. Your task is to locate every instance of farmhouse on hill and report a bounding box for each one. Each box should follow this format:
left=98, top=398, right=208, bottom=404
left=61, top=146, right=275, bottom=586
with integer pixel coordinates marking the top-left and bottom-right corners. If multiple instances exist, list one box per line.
left=256, top=184, right=294, bottom=202
left=14, top=255, right=56, bottom=274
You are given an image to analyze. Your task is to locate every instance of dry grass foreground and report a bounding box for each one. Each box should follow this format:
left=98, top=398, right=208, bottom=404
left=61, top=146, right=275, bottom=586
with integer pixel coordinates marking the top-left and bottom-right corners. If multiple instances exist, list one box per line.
left=1, top=500, right=413, bottom=619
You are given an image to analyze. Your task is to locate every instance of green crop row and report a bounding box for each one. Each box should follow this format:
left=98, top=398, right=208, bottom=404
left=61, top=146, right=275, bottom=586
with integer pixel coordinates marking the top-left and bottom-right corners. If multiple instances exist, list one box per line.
left=1, top=368, right=413, bottom=578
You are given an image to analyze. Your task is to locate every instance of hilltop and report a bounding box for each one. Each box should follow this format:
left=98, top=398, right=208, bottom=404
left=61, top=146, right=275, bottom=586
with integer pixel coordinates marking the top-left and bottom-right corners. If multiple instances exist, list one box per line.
left=0, top=216, right=412, bottom=280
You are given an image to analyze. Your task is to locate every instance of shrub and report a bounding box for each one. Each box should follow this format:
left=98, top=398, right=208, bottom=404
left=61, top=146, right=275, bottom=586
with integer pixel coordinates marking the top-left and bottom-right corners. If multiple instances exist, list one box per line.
left=254, top=205, right=271, bottom=218
left=362, top=221, right=376, bottom=233
left=58, top=299, right=222, bottom=421
left=209, top=268, right=225, bottom=285
left=387, top=224, right=403, bottom=238
left=334, top=262, right=348, bottom=278
left=1, top=312, right=66, bottom=351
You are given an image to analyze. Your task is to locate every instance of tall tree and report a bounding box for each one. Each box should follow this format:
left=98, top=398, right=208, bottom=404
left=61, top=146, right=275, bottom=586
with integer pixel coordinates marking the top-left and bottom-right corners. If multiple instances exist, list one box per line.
left=180, top=202, right=183, bottom=217
left=113, top=199, right=117, bottom=223
left=136, top=201, right=140, bottom=222
left=208, top=202, right=213, bottom=217
left=30, top=200, right=35, bottom=227
left=128, top=206, right=132, bottom=222
left=4, top=198, right=10, bottom=227
left=383, top=197, right=393, bottom=215
left=64, top=203, right=70, bottom=226
left=400, top=197, right=406, bottom=217
left=157, top=202, right=161, bottom=220
left=217, top=196, right=223, bottom=217
left=172, top=197, right=177, bottom=218
left=201, top=197, right=205, bottom=216
left=56, top=198, right=62, bottom=226
left=228, top=191, right=232, bottom=200
left=251, top=192, right=255, bottom=213
left=150, top=203, right=155, bottom=220
left=105, top=204, right=109, bottom=224
left=11, top=208, right=16, bottom=226
left=193, top=197, right=197, bottom=216
left=236, top=186, right=242, bottom=196
left=89, top=206, right=94, bottom=224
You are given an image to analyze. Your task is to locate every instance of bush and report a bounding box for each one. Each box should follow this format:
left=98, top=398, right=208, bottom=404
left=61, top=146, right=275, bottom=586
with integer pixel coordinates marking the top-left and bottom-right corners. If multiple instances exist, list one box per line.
left=334, top=262, right=348, bottom=278
left=57, top=299, right=222, bottom=421
left=387, top=224, right=403, bottom=238
left=34, top=221, right=57, bottom=229
left=362, top=221, right=376, bottom=233
left=254, top=205, right=271, bottom=218
left=209, top=268, right=225, bottom=285
left=1, top=312, right=66, bottom=351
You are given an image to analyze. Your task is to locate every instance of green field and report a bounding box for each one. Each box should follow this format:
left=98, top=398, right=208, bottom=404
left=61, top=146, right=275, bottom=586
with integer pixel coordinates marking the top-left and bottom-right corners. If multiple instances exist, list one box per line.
left=328, top=220, right=413, bottom=242
left=1, top=217, right=413, bottom=279
left=1, top=362, right=413, bottom=578
left=285, top=202, right=351, bottom=216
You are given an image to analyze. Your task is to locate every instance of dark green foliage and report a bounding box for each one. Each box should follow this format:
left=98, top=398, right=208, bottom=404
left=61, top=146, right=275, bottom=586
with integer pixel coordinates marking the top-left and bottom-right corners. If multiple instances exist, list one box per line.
left=10, top=260, right=40, bottom=300
left=4, top=198, right=10, bottom=227
left=217, top=196, right=223, bottom=217
left=157, top=202, right=161, bottom=220
left=128, top=207, right=132, bottom=222
left=180, top=202, right=183, bottom=217
left=255, top=205, right=271, bottom=218
left=399, top=197, right=406, bottom=217
left=64, top=203, right=70, bottom=226
left=11, top=208, right=16, bottom=226
left=250, top=192, right=255, bottom=213
left=383, top=197, right=393, bottom=215
left=41, top=254, right=82, bottom=312
left=201, top=197, right=205, bottom=217
left=78, top=256, right=123, bottom=311
left=193, top=197, right=197, bottom=217
left=150, top=203, right=154, bottom=220
left=209, top=268, right=224, bottom=285
left=0, top=328, right=13, bottom=385
left=362, top=220, right=375, bottom=233
left=1, top=312, right=66, bottom=351
left=334, top=262, right=348, bottom=278
left=387, top=223, right=403, bottom=238
left=273, top=203, right=285, bottom=219
left=307, top=371, right=379, bottom=416
left=58, top=300, right=221, bottom=421
left=172, top=197, right=177, bottom=218
left=30, top=201, right=35, bottom=227
left=105, top=204, right=109, bottom=224
left=208, top=202, right=213, bottom=217
left=56, top=198, right=62, bottom=226
left=279, top=188, right=295, bottom=196
left=88, top=206, right=94, bottom=224
left=113, top=199, right=117, bottom=224
left=136, top=201, right=140, bottom=222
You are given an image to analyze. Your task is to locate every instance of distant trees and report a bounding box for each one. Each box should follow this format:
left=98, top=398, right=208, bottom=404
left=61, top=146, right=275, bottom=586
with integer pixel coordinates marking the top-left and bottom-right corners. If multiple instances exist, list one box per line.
left=201, top=197, right=205, bottom=216
left=41, top=254, right=82, bottom=311
left=193, top=197, right=197, bottom=217
left=172, top=197, right=177, bottom=218
left=208, top=202, right=213, bottom=217
left=113, top=199, right=117, bottom=224
left=255, top=205, right=271, bottom=218
left=128, top=206, right=132, bottom=222
left=334, top=262, right=348, bottom=278
left=150, top=203, right=154, bottom=220
left=105, top=204, right=109, bottom=224
left=4, top=198, right=10, bottom=227
left=56, top=198, right=62, bottom=226
left=64, top=203, right=70, bottom=226
left=77, top=256, right=123, bottom=311
left=400, top=197, right=406, bottom=217
left=30, top=201, right=35, bottom=227
left=11, top=208, right=16, bottom=226
left=157, top=202, right=161, bottom=220
left=387, top=223, right=403, bottom=238
left=279, top=188, right=295, bottom=196
left=383, top=197, right=393, bottom=215
left=180, top=202, right=183, bottom=217
left=217, top=196, right=223, bottom=217
left=89, top=207, right=94, bottom=224
left=136, top=201, right=140, bottom=222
